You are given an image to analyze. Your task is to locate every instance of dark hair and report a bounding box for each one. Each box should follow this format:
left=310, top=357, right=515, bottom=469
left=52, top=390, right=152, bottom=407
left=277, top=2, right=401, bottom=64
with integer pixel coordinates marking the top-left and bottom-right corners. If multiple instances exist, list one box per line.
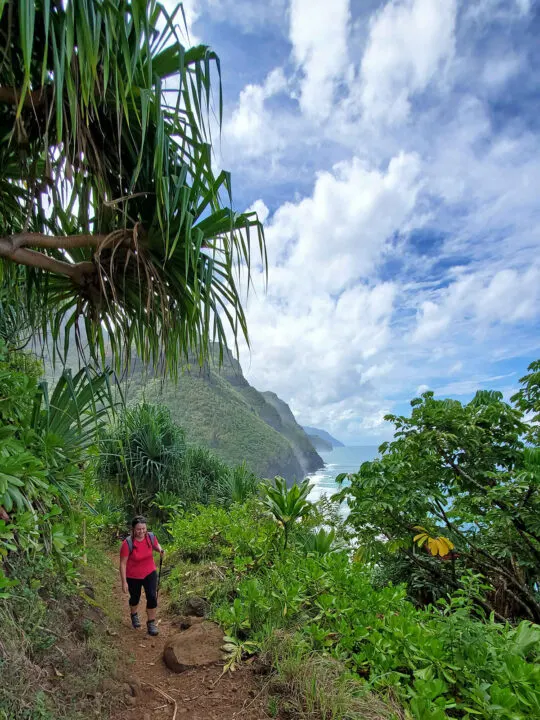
left=131, top=516, right=147, bottom=528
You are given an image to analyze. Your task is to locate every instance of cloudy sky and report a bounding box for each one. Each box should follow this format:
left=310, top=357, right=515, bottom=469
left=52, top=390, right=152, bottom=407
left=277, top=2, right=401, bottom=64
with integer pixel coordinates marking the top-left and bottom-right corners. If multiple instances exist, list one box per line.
left=178, top=0, right=540, bottom=444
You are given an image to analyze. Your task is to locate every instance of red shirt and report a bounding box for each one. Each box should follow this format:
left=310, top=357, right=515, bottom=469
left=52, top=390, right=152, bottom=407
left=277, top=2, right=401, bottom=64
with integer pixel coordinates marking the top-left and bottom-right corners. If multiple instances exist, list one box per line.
left=120, top=533, right=159, bottom=579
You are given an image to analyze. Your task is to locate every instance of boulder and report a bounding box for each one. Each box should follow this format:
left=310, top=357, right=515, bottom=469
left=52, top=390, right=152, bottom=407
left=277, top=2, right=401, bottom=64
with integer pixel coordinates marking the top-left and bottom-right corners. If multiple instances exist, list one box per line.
left=183, top=596, right=208, bottom=617
left=176, top=615, right=205, bottom=630
left=163, top=621, right=224, bottom=673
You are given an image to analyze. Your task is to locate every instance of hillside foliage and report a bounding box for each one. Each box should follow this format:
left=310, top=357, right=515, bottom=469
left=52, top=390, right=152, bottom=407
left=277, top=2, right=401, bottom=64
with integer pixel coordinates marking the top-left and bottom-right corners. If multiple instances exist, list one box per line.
left=123, top=351, right=322, bottom=481
left=335, top=382, right=540, bottom=623
left=0, top=2, right=539, bottom=719
left=166, top=489, right=540, bottom=720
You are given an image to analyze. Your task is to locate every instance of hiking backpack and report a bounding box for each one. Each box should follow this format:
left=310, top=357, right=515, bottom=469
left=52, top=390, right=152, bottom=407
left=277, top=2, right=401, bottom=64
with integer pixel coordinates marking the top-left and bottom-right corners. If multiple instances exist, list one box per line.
left=125, top=532, right=156, bottom=554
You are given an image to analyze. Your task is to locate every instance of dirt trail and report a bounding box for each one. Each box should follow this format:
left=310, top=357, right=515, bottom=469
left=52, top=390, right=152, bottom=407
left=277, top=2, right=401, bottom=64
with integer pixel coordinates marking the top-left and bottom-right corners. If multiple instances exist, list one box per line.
left=107, top=558, right=269, bottom=720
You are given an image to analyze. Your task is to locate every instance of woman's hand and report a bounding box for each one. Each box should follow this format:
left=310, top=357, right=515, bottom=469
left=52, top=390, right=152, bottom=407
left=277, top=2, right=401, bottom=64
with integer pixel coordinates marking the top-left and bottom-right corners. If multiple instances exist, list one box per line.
left=122, top=581, right=128, bottom=594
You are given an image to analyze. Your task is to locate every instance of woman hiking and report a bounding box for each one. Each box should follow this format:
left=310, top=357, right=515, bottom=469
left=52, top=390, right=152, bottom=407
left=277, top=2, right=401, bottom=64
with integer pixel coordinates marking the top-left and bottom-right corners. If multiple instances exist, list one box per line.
left=120, top=516, right=164, bottom=636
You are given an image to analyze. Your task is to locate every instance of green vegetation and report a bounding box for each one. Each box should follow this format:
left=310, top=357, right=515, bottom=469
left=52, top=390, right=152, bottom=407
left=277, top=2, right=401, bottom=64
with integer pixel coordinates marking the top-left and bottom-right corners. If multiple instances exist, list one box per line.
left=261, top=476, right=313, bottom=550
left=335, top=381, right=540, bottom=623
left=126, top=350, right=323, bottom=481
left=0, top=339, right=118, bottom=718
left=0, top=0, right=265, bottom=375
left=1, top=2, right=539, bottom=719
left=0, top=1, right=266, bottom=714
left=0, top=341, right=110, bottom=594
left=0, top=549, right=118, bottom=720
left=97, top=401, right=259, bottom=519
left=166, top=477, right=540, bottom=720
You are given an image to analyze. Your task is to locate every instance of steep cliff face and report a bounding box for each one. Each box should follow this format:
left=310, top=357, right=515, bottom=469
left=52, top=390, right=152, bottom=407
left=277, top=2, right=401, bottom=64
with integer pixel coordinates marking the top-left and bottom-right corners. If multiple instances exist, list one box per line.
left=302, top=426, right=344, bottom=448
left=126, top=350, right=323, bottom=482
left=41, top=340, right=323, bottom=481
left=260, top=392, right=324, bottom=474
left=307, top=433, right=333, bottom=452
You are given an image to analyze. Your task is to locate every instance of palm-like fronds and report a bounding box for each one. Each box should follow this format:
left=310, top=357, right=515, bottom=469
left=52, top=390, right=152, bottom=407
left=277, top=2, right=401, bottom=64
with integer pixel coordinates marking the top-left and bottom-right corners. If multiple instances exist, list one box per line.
left=32, top=367, right=114, bottom=451
left=261, top=476, right=313, bottom=550
left=98, top=403, right=187, bottom=511
left=0, top=1, right=266, bottom=373
left=31, top=367, right=114, bottom=502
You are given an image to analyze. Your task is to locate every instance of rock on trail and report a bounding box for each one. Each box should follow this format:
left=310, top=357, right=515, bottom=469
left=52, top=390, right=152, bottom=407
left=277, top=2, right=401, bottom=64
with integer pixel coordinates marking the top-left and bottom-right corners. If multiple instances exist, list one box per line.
left=163, top=621, right=224, bottom=673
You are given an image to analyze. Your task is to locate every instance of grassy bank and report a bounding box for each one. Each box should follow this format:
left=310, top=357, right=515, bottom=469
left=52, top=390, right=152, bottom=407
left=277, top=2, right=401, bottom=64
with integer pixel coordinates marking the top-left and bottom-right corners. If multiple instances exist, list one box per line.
left=0, top=548, right=119, bottom=720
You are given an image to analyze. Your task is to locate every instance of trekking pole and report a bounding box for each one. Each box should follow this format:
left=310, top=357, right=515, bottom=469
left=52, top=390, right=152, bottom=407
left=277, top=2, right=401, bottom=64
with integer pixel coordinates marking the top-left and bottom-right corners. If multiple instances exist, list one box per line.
left=157, top=552, right=164, bottom=601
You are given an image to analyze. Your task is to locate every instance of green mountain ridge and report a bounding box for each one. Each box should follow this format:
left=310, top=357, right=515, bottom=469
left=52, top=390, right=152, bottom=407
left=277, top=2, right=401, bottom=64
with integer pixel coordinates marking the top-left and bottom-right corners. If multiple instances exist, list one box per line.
left=302, top=425, right=344, bottom=448
left=307, top=433, right=333, bottom=452
left=114, top=348, right=322, bottom=482
left=40, top=340, right=324, bottom=481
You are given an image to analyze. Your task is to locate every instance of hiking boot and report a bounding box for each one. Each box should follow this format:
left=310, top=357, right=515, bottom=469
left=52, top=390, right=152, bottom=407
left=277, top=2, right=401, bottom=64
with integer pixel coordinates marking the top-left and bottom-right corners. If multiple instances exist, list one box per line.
left=147, top=620, right=159, bottom=636
left=130, top=612, right=141, bottom=629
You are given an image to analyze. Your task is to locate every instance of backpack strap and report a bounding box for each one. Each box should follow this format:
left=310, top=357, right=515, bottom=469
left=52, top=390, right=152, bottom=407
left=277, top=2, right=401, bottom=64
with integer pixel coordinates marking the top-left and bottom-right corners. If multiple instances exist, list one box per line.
left=125, top=532, right=156, bottom=554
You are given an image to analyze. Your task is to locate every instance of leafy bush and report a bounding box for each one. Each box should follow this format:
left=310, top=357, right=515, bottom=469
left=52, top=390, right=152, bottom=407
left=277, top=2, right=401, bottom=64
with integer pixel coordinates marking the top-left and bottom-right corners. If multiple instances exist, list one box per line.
left=167, top=499, right=540, bottom=720
left=261, top=476, right=313, bottom=550
left=0, top=342, right=112, bottom=594
left=97, top=403, right=186, bottom=513
left=167, top=499, right=277, bottom=564
left=98, top=403, right=259, bottom=516
left=215, top=461, right=259, bottom=506
left=335, top=380, right=540, bottom=622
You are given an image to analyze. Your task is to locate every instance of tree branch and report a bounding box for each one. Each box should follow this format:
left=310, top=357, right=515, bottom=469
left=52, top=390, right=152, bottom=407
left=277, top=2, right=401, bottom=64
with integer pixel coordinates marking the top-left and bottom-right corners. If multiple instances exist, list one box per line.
left=403, top=548, right=507, bottom=623
left=442, top=451, right=540, bottom=544
left=433, top=499, right=540, bottom=619
left=0, top=233, right=108, bottom=252
left=0, top=246, right=94, bottom=283
left=0, top=232, right=135, bottom=285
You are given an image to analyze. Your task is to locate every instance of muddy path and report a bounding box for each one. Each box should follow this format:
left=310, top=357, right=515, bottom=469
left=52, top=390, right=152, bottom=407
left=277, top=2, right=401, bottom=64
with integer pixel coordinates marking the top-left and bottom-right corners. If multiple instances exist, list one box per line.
left=106, top=557, right=270, bottom=720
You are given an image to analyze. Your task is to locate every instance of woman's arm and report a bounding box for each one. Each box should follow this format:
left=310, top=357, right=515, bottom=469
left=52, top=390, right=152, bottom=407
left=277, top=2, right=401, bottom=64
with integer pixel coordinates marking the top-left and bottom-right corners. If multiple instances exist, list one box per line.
left=152, top=535, right=165, bottom=554
left=119, top=556, right=128, bottom=593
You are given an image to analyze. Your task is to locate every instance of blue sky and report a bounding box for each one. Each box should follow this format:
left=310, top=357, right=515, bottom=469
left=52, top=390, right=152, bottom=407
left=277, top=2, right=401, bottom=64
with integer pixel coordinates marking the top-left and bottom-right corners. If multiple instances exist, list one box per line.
left=175, top=0, right=540, bottom=444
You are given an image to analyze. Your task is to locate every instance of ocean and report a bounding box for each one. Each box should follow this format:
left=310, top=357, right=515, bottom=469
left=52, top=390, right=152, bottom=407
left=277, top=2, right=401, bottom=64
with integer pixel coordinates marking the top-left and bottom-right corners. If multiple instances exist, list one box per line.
left=307, top=445, right=380, bottom=504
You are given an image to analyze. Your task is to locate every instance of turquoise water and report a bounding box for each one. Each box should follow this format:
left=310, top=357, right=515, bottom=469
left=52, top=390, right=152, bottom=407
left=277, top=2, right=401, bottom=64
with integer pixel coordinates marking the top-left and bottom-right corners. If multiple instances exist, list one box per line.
left=307, top=445, right=379, bottom=503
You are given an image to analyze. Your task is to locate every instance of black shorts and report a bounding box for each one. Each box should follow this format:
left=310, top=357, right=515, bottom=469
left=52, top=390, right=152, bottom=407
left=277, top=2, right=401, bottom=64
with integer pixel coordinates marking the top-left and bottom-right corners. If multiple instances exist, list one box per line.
left=127, top=571, right=158, bottom=610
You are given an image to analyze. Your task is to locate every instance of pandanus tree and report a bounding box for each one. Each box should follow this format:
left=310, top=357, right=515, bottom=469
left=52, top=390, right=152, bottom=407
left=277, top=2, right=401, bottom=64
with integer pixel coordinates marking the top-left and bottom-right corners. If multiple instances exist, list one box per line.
left=261, top=476, right=313, bottom=550
left=0, top=0, right=265, bottom=372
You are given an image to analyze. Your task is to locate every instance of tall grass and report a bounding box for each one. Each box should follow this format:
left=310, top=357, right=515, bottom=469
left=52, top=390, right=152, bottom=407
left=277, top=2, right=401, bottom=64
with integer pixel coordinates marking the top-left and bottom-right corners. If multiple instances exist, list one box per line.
left=263, top=632, right=402, bottom=720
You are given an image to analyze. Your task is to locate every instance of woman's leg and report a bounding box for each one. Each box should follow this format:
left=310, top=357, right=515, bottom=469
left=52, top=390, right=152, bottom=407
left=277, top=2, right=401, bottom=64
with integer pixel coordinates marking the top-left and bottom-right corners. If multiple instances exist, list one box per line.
left=126, top=577, right=143, bottom=628
left=142, top=571, right=158, bottom=633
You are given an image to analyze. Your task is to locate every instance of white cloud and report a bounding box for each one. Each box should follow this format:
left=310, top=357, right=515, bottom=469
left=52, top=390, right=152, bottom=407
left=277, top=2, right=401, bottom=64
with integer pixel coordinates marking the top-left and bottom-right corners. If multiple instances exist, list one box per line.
left=361, top=361, right=394, bottom=382
left=267, top=152, right=422, bottom=289
left=413, top=266, right=540, bottom=343
left=482, top=55, right=522, bottom=88
left=225, top=68, right=288, bottom=158
left=247, top=199, right=270, bottom=226
left=233, top=150, right=425, bottom=439
left=202, top=0, right=288, bottom=32
left=463, top=0, right=532, bottom=22
left=289, top=0, right=351, bottom=119
left=210, top=0, right=540, bottom=443
left=359, top=0, right=457, bottom=124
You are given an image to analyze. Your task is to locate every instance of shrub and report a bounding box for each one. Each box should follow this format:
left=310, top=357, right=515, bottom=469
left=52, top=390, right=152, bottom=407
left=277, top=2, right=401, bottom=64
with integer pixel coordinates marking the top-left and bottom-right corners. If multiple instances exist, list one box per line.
left=97, top=403, right=186, bottom=513
left=168, top=499, right=540, bottom=720
left=97, top=404, right=259, bottom=516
